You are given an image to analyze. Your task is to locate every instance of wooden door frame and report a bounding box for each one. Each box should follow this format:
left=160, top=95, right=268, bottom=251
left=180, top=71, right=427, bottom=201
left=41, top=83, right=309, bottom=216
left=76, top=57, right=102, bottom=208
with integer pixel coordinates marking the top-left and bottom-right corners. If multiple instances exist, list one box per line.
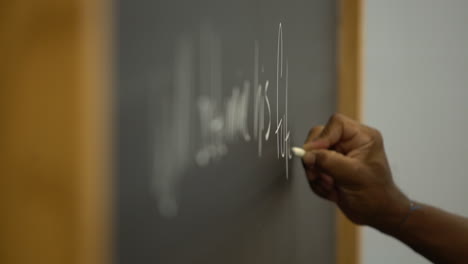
left=336, top=0, right=364, bottom=263
left=0, top=0, right=111, bottom=263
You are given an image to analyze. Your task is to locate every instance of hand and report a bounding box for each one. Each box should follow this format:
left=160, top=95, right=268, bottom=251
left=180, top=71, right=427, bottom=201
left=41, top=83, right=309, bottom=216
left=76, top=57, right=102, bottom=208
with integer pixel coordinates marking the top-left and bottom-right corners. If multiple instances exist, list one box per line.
left=302, top=114, right=409, bottom=230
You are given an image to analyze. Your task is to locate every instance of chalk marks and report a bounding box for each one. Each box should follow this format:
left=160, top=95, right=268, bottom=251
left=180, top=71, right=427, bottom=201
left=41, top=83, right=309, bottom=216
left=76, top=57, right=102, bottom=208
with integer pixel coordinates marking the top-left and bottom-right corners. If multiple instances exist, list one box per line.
left=154, top=22, right=294, bottom=217
left=154, top=35, right=195, bottom=217
left=195, top=22, right=292, bottom=173
left=274, top=23, right=292, bottom=178
left=276, top=23, right=283, bottom=158
left=195, top=23, right=252, bottom=166
left=195, top=80, right=252, bottom=166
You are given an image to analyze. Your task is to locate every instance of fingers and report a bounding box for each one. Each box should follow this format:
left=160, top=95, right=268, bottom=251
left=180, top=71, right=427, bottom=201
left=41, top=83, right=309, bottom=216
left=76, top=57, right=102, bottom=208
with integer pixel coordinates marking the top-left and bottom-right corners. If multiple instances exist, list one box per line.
left=302, top=125, right=324, bottom=176
left=304, top=158, right=339, bottom=202
left=304, top=166, right=320, bottom=182
left=303, top=149, right=358, bottom=184
left=307, top=175, right=338, bottom=202
left=303, top=114, right=361, bottom=152
left=304, top=125, right=324, bottom=144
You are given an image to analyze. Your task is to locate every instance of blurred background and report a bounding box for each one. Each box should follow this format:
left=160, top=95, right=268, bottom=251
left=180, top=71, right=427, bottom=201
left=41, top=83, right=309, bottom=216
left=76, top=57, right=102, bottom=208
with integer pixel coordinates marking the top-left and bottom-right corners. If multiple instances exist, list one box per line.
left=0, top=0, right=110, bottom=264
left=363, top=1, right=468, bottom=263
left=1, top=0, right=467, bottom=264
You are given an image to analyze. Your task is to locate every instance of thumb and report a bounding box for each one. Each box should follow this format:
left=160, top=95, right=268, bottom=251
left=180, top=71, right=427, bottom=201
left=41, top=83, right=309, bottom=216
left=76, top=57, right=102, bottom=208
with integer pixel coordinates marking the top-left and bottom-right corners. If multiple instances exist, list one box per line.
left=302, top=149, right=357, bottom=183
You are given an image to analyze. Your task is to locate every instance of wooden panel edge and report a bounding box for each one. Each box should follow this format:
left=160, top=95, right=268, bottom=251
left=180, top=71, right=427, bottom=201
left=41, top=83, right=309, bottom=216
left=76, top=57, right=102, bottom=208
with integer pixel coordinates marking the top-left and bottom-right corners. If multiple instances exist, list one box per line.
left=336, top=0, right=364, bottom=264
left=78, top=0, right=112, bottom=263
left=0, top=0, right=111, bottom=263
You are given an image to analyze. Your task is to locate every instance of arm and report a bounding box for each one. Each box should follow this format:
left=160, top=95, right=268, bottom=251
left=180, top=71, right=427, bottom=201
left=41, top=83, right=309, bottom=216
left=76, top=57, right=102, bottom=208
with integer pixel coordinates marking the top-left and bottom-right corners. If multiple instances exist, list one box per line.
left=385, top=203, right=468, bottom=263
left=301, top=114, right=468, bottom=263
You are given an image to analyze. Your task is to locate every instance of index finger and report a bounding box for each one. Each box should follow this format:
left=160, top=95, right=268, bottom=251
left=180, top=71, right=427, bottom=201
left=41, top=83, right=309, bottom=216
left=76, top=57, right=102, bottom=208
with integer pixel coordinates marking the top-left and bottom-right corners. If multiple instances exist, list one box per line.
left=304, top=125, right=324, bottom=145
left=303, top=113, right=360, bottom=152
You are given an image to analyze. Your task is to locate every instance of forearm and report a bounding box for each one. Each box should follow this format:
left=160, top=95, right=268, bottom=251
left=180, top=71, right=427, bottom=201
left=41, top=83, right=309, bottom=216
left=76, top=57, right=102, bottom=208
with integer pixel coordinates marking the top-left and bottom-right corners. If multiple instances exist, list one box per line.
left=378, top=202, right=468, bottom=263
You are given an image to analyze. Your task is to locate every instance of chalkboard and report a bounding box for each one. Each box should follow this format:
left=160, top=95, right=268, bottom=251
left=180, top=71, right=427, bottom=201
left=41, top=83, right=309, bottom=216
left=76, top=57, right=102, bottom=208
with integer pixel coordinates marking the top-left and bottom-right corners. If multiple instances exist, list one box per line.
left=116, top=0, right=338, bottom=263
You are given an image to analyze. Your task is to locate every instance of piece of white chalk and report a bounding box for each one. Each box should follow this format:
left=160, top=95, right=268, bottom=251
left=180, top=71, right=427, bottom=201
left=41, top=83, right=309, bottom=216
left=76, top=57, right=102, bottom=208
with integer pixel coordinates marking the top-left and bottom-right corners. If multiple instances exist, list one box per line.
left=291, top=147, right=306, bottom=158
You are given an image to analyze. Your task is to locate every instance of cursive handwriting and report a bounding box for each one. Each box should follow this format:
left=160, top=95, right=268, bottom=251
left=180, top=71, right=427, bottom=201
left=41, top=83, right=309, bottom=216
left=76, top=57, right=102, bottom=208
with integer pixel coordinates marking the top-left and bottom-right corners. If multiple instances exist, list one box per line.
left=154, top=22, right=294, bottom=217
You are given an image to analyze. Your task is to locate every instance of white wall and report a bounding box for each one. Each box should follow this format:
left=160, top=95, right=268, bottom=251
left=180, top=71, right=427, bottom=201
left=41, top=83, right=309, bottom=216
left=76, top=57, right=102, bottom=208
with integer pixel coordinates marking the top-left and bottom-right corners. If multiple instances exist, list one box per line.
left=363, top=0, right=468, bottom=263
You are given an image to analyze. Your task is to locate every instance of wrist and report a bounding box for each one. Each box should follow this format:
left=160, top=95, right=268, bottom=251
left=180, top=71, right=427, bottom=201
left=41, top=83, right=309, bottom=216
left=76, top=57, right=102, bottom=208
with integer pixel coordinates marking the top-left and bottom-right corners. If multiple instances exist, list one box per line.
left=370, top=186, right=411, bottom=234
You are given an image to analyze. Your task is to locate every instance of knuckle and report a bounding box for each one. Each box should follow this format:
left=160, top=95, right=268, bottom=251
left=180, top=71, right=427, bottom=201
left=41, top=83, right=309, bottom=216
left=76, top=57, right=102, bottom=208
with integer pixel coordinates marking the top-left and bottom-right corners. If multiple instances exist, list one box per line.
left=315, top=150, right=328, bottom=165
left=370, top=128, right=383, bottom=143
left=311, top=126, right=324, bottom=135
left=330, top=113, right=343, bottom=123
left=352, top=162, right=364, bottom=175
left=307, top=126, right=324, bottom=140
